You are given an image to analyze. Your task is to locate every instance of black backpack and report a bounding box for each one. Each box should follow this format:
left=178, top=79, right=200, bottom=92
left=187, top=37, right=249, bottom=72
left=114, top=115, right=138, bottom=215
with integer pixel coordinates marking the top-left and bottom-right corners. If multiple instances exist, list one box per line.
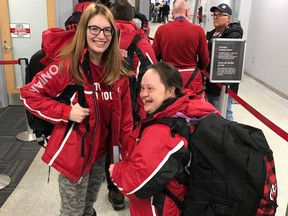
left=119, top=32, right=153, bottom=124
left=147, top=113, right=278, bottom=216
left=65, top=2, right=92, bottom=30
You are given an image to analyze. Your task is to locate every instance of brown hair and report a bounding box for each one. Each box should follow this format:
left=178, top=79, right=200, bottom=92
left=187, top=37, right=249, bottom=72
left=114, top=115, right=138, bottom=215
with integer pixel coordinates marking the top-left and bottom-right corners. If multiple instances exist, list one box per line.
left=110, top=0, right=135, bottom=21
left=58, top=3, right=129, bottom=85
left=147, top=61, right=183, bottom=97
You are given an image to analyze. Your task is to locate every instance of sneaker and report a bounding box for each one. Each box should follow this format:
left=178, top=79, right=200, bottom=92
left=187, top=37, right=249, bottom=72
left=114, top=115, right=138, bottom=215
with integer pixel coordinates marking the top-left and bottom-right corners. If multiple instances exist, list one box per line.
left=92, top=208, right=96, bottom=216
left=82, top=208, right=96, bottom=216
left=108, top=190, right=125, bottom=211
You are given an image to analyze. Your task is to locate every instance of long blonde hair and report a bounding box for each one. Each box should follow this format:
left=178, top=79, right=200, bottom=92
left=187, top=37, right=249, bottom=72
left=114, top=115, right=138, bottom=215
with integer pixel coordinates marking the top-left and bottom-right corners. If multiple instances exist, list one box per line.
left=58, top=3, right=129, bottom=85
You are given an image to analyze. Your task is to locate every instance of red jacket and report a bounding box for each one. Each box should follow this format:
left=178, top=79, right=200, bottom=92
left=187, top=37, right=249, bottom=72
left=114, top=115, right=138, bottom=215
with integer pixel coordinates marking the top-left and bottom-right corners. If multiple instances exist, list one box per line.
left=20, top=30, right=133, bottom=182
left=116, top=20, right=157, bottom=120
left=152, top=20, right=209, bottom=100
left=111, top=95, right=218, bottom=216
left=116, top=20, right=156, bottom=77
left=73, top=2, right=93, bottom=13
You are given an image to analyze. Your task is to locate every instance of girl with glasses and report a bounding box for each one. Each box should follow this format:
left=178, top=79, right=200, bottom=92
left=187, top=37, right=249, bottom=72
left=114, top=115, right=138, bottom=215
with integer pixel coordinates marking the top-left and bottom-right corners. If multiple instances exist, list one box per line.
left=20, top=3, right=133, bottom=216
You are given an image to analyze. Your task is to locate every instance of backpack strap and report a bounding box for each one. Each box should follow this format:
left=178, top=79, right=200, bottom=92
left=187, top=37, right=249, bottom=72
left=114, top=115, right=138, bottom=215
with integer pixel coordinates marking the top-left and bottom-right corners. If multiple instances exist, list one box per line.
left=184, top=66, right=200, bottom=88
left=123, top=33, right=143, bottom=123
left=140, top=117, right=191, bottom=142
left=126, top=34, right=142, bottom=71
left=163, top=188, right=185, bottom=210
left=64, top=53, right=90, bottom=156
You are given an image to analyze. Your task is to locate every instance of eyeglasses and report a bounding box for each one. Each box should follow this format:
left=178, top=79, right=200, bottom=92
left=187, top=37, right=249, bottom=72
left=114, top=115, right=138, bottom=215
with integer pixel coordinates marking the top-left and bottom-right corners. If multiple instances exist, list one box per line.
left=211, top=13, right=229, bottom=18
left=87, top=25, right=114, bottom=36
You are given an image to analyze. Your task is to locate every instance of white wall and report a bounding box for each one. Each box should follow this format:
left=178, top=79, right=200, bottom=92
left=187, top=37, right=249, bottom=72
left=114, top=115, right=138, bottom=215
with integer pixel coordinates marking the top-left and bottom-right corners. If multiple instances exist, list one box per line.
left=139, top=0, right=150, bottom=19
left=56, top=0, right=74, bottom=29
left=245, top=0, right=288, bottom=98
left=7, top=0, right=73, bottom=88
left=130, top=0, right=135, bottom=7
left=237, top=0, right=252, bottom=40
left=8, top=0, right=48, bottom=88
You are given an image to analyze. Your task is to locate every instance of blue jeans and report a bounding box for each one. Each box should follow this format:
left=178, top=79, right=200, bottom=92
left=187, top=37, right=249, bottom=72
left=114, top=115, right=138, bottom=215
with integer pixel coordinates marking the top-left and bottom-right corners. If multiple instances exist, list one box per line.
left=207, top=94, right=233, bottom=121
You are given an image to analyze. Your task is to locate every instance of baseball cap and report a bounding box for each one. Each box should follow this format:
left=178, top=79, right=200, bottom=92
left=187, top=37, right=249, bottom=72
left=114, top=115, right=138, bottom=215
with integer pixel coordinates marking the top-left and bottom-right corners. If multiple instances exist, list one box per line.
left=210, top=3, right=232, bottom=15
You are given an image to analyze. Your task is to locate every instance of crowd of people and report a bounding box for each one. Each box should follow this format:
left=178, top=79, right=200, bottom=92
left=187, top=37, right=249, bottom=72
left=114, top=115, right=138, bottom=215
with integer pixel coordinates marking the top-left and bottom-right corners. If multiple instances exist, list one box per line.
left=150, top=1, right=170, bottom=23
left=20, top=0, right=244, bottom=215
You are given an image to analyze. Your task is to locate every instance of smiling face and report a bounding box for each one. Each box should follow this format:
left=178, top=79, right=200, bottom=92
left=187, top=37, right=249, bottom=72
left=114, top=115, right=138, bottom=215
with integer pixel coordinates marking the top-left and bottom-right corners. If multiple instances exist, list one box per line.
left=140, top=68, right=176, bottom=114
left=86, top=14, right=113, bottom=64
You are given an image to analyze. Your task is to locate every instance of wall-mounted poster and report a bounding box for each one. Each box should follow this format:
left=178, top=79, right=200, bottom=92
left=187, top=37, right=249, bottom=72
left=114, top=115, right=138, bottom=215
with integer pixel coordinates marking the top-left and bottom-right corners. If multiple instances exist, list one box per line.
left=10, top=23, right=31, bottom=38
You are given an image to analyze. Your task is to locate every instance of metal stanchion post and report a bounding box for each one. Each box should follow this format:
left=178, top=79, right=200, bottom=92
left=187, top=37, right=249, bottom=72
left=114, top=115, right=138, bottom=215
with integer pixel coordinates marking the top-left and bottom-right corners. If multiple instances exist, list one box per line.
left=16, top=58, right=36, bottom=142
left=219, top=84, right=229, bottom=118
left=0, top=174, right=11, bottom=190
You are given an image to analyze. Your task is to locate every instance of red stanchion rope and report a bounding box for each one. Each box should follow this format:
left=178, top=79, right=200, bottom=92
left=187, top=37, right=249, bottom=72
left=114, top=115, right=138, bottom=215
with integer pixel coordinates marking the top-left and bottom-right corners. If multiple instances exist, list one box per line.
left=202, top=70, right=288, bottom=142
left=0, top=60, right=19, bottom=65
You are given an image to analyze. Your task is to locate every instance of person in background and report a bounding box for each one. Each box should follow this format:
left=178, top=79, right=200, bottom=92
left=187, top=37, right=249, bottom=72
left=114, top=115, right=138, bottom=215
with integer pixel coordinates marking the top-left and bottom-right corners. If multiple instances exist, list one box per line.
left=95, top=0, right=111, bottom=7
left=109, top=61, right=218, bottom=216
left=206, top=3, right=243, bottom=121
left=65, top=0, right=94, bottom=31
left=149, top=3, right=155, bottom=21
left=104, top=0, right=156, bottom=211
left=152, top=2, right=161, bottom=23
left=162, top=1, right=170, bottom=24
left=20, top=3, right=133, bottom=216
left=152, top=0, right=209, bottom=100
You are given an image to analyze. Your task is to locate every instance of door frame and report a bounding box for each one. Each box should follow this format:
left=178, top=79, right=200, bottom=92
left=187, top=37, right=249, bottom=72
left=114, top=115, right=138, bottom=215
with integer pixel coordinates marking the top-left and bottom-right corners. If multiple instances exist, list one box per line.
left=0, top=0, right=15, bottom=93
left=0, top=0, right=56, bottom=95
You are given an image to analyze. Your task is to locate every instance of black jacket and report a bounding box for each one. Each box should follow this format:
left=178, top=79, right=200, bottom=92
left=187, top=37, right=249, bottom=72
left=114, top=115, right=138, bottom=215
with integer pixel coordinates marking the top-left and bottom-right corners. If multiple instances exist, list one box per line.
left=206, top=22, right=243, bottom=96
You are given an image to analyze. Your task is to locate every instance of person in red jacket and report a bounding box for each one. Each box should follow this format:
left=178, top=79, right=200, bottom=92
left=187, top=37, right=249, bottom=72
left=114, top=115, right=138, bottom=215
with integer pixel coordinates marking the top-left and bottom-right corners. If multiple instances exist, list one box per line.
left=152, top=0, right=209, bottom=100
left=109, top=62, right=218, bottom=216
left=105, top=0, right=157, bottom=211
left=110, top=0, right=157, bottom=124
left=20, top=3, right=133, bottom=216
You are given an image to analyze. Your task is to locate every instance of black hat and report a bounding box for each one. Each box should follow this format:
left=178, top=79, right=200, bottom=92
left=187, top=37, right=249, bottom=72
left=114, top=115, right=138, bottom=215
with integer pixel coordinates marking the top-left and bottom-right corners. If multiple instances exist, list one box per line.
left=210, top=3, right=232, bottom=15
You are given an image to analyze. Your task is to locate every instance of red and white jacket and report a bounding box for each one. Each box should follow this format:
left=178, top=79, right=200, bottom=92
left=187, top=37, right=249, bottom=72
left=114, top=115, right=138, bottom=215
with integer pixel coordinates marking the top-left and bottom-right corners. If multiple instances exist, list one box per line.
left=116, top=20, right=156, bottom=78
left=116, top=20, right=157, bottom=120
left=111, top=95, right=218, bottom=216
left=20, top=48, right=133, bottom=182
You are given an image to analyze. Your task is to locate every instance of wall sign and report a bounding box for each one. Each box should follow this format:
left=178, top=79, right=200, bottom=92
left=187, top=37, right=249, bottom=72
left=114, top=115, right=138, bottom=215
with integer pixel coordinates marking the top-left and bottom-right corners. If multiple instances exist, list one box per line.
left=10, top=23, right=31, bottom=38
left=210, top=38, right=246, bottom=83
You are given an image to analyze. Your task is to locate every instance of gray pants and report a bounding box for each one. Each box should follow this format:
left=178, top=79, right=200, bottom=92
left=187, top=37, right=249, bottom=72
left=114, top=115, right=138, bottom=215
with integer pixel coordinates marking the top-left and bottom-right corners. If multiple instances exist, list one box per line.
left=58, top=155, right=106, bottom=216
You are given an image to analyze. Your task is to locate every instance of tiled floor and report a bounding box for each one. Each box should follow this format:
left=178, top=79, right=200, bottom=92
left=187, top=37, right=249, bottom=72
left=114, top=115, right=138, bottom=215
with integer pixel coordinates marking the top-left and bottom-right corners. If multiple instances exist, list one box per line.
left=0, top=22, right=287, bottom=216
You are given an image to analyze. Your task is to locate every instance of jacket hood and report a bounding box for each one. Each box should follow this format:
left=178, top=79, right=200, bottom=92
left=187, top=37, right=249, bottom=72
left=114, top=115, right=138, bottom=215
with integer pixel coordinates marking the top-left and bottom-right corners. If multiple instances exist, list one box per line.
left=116, top=20, right=146, bottom=49
left=207, top=22, right=243, bottom=39
left=224, top=22, right=243, bottom=37
left=40, top=28, right=76, bottom=65
left=74, top=2, right=93, bottom=13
